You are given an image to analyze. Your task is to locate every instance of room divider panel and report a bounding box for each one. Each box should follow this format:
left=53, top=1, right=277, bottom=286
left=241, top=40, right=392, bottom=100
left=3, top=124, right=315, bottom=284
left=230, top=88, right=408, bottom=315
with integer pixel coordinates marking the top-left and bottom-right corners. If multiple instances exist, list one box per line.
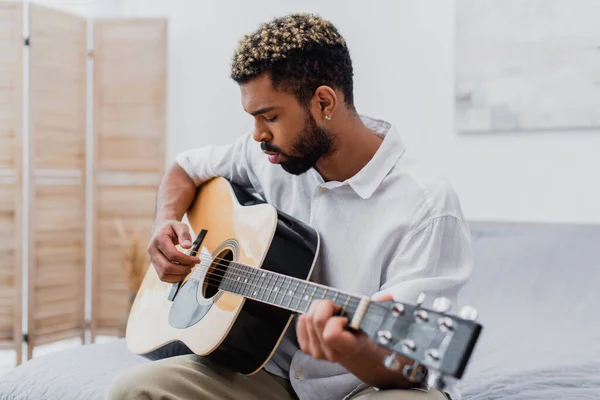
left=0, top=1, right=167, bottom=364
left=26, top=4, right=88, bottom=360
left=91, top=18, right=167, bottom=340
left=0, top=1, right=23, bottom=366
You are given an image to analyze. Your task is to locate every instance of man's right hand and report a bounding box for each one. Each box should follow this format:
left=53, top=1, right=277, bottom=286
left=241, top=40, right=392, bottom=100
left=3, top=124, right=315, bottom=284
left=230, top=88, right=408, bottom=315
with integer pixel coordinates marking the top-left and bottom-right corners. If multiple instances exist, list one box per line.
left=147, top=219, right=201, bottom=283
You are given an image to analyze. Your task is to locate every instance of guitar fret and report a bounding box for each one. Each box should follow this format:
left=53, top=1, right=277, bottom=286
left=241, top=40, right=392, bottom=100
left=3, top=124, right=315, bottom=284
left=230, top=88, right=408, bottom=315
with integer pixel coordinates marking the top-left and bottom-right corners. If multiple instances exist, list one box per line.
left=219, top=269, right=230, bottom=292
left=254, top=270, right=263, bottom=299
left=228, top=263, right=240, bottom=294
left=236, top=266, right=247, bottom=297
left=252, top=269, right=262, bottom=299
left=260, top=272, right=271, bottom=301
left=246, top=268, right=257, bottom=298
left=321, top=288, right=328, bottom=300
left=296, top=282, right=308, bottom=311
left=270, top=275, right=282, bottom=304
left=282, top=278, right=293, bottom=306
left=236, top=264, right=245, bottom=294
left=238, top=266, right=248, bottom=296
left=305, top=285, right=318, bottom=312
left=287, top=281, right=300, bottom=309
left=341, top=295, right=351, bottom=316
left=267, top=275, right=279, bottom=303
left=229, top=264, right=239, bottom=295
left=302, top=286, right=312, bottom=312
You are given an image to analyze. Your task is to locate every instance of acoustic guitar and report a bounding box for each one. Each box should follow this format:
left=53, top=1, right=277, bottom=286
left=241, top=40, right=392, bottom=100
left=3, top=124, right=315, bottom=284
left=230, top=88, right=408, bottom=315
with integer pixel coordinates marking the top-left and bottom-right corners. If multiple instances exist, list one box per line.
left=125, top=177, right=482, bottom=390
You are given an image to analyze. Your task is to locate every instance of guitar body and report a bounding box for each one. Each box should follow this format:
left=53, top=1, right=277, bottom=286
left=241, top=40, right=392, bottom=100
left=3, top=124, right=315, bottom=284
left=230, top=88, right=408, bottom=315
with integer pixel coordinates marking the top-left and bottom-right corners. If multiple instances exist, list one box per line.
left=125, top=177, right=320, bottom=375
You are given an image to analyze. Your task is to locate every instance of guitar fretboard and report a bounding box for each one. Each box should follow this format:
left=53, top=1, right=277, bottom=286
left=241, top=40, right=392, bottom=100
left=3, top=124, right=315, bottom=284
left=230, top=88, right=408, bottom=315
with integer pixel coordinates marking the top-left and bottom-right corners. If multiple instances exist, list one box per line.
left=218, top=262, right=362, bottom=318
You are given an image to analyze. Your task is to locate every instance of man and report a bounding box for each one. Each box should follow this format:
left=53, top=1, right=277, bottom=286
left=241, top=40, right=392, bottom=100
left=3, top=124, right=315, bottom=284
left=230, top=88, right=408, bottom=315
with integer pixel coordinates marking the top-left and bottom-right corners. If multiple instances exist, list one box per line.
left=107, top=13, right=472, bottom=400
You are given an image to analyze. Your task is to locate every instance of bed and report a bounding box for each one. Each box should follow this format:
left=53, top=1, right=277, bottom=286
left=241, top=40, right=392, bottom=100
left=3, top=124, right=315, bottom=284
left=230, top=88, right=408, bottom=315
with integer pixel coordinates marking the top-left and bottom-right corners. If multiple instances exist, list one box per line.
left=1, top=221, right=599, bottom=399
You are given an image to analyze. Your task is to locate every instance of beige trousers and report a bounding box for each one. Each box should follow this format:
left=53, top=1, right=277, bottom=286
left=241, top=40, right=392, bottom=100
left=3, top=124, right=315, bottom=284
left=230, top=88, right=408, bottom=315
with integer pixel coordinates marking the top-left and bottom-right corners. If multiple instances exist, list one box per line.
left=105, top=355, right=448, bottom=400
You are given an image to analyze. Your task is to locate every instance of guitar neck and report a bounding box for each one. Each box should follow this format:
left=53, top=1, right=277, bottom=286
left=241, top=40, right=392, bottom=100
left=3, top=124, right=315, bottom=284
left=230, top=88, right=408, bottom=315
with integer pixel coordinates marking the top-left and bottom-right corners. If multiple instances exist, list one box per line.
left=218, top=262, right=364, bottom=320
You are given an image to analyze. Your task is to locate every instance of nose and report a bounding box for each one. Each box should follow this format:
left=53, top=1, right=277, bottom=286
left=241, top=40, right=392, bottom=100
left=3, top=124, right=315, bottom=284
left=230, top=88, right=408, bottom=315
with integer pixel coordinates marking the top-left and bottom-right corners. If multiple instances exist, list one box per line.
left=252, top=119, right=272, bottom=143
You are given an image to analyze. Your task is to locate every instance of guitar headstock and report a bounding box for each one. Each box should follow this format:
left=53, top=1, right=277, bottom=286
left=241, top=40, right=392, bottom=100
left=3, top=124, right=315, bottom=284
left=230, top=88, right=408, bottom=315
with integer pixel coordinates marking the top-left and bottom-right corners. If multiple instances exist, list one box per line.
left=361, top=294, right=482, bottom=390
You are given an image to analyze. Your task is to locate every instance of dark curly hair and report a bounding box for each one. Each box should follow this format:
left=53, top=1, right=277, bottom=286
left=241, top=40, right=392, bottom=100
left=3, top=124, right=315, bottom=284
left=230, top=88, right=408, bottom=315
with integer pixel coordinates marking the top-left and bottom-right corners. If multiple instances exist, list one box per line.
left=230, top=13, right=355, bottom=109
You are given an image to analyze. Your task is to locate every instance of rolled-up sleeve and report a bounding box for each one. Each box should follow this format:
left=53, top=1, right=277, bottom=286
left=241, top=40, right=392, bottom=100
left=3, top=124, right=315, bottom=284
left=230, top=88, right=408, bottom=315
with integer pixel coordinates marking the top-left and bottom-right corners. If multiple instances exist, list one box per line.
left=175, top=132, right=261, bottom=191
left=374, top=215, right=474, bottom=310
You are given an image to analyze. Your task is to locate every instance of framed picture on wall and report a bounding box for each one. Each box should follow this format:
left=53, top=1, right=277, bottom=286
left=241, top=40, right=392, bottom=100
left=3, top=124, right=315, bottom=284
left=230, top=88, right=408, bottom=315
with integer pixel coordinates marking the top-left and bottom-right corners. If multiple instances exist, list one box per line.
left=455, top=0, right=600, bottom=133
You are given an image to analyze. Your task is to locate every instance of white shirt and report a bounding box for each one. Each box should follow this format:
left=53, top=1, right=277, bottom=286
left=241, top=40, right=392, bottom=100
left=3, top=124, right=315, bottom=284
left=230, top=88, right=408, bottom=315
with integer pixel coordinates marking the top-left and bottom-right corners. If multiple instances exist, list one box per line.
left=176, top=115, right=473, bottom=400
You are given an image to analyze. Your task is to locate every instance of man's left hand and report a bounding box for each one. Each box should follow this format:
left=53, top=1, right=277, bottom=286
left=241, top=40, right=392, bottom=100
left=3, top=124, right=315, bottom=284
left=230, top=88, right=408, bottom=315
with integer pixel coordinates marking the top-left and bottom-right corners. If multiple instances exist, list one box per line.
left=296, top=294, right=394, bottom=363
left=296, top=299, right=363, bottom=363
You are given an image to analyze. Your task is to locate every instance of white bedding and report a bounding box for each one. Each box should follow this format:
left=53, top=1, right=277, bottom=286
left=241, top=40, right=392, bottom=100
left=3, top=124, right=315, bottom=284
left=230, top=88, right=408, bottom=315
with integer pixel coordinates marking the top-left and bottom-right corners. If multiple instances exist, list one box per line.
left=1, top=222, right=599, bottom=399
left=0, top=340, right=147, bottom=400
left=461, top=360, right=600, bottom=400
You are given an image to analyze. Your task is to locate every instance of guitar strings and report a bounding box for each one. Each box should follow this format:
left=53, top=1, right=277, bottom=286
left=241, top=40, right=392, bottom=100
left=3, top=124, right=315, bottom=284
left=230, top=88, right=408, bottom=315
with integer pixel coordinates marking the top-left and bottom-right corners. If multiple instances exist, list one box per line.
left=180, top=254, right=397, bottom=317
left=178, top=273, right=379, bottom=319
left=164, top=254, right=392, bottom=317
left=181, top=253, right=363, bottom=303
left=187, top=263, right=365, bottom=312
left=168, top=270, right=408, bottom=321
left=180, top=274, right=394, bottom=337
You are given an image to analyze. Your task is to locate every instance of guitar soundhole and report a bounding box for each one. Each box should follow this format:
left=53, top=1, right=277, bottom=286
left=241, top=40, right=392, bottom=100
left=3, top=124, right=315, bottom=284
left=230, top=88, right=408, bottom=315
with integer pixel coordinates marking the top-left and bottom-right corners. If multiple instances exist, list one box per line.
left=203, top=249, right=233, bottom=299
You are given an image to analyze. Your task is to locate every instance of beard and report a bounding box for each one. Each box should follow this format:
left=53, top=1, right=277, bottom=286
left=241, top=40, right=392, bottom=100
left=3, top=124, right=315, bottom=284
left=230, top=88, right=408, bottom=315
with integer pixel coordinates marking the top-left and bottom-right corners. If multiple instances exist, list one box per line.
left=261, top=111, right=335, bottom=176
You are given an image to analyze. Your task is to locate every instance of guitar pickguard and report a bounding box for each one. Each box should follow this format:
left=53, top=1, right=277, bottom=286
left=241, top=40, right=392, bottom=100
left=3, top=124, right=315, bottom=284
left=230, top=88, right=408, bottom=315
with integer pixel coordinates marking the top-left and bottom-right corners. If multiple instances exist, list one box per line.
left=168, top=279, right=213, bottom=329
left=168, top=238, right=240, bottom=329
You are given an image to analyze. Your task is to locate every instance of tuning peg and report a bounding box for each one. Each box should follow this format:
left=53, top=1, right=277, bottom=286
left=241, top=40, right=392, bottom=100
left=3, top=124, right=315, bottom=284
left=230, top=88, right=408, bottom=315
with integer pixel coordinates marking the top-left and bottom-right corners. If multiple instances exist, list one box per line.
left=459, top=305, right=478, bottom=321
left=383, top=352, right=400, bottom=370
left=437, top=316, right=454, bottom=332
left=416, top=292, right=426, bottom=307
left=391, top=303, right=405, bottom=316
left=401, top=339, right=416, bottom=353
left=425, top=348, right=440, bottom=363
left=432, top=297, right=452, bottom=313
left=376, top=330, right=392, bottom=345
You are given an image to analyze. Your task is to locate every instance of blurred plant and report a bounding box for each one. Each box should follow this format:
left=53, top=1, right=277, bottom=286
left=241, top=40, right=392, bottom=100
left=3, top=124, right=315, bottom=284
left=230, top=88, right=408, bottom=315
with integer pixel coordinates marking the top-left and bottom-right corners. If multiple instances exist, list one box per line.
left=114, top=219, right=149, bottom=337
left=114, top=218, right=148, bottom=296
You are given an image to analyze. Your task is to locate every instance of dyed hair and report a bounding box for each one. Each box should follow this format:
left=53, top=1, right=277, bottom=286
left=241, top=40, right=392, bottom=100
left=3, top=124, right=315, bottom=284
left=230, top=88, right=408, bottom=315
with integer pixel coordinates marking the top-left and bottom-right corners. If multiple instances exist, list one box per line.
left=230, top=13, right=355, bottom=108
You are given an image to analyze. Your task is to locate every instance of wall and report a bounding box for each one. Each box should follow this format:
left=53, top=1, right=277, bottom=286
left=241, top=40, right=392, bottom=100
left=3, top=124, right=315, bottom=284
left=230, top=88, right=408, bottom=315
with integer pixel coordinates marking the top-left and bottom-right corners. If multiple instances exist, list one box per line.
left=28, top=0, right=91, bottom=15
left=91, top=0, right=600, bottom=224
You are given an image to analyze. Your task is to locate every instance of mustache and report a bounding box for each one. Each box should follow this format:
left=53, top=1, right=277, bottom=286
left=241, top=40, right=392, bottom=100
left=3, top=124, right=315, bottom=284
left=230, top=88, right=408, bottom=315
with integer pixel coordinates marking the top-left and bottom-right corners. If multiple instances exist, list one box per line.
left=260, top=141, right=282, bottom=154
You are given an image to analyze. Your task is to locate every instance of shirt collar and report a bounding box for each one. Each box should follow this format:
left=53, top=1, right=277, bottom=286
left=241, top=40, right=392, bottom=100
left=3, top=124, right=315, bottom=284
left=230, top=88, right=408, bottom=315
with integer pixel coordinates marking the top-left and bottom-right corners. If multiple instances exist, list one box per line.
left=311, top=115, right=406, bottom=199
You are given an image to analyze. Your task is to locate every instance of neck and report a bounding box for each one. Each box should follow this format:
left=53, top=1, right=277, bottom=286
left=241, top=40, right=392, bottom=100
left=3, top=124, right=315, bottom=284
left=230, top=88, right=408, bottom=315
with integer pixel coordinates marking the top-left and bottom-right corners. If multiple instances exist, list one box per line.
left=315, top=111, right=382, bottom=183
left=219, top=260, right=365, bottom=320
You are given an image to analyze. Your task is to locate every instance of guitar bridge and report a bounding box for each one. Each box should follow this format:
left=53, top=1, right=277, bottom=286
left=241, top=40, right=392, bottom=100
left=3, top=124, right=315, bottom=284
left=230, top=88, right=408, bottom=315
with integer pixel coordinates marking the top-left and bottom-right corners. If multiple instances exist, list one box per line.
left=167, top=229, right=207, bottom=301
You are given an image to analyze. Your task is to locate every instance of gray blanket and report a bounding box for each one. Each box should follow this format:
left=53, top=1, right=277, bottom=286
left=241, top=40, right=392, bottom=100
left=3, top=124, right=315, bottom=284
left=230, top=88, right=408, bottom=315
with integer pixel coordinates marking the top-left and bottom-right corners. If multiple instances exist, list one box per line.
left=461, top=361, right=600, bottom=400
left=1, top=222, right=599, bottom=399
left=0, top=340, right=147, bottom=400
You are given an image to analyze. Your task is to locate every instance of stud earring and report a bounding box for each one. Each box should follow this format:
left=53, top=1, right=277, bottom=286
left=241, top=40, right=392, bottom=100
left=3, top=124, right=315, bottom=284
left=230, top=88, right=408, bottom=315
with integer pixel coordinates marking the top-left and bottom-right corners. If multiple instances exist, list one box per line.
left=325, top=115, right=331, bottom=121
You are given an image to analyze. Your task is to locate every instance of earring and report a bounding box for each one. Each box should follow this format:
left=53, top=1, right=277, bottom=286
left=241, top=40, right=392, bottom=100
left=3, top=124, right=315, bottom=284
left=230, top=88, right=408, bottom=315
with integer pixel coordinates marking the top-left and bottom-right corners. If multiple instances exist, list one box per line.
left=325, top=115, right=331, bottom=121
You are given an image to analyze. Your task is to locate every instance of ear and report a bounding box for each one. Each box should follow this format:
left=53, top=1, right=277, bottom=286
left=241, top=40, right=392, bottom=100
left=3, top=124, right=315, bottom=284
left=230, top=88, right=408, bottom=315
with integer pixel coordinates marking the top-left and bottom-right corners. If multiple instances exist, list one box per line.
left=313, top=85, right=337, bottom=121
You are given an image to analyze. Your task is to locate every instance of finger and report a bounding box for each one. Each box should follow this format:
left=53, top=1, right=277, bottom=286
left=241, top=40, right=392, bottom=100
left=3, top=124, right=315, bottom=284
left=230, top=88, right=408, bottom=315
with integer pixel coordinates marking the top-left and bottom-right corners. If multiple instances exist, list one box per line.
left=306, top=316, right=328, bottom=360
left=312, top=300, right=338, bottom=335
left=296, top=315, right=310, bottom=354
left=372, top=293, right=394, bottom=302
left=152, top=251, right=194, bottom=277
left=156, top=236, right=199, bottom=265
left=322, top=316, right=356, bottom=358
left=172, top=223, right=193, bottom=249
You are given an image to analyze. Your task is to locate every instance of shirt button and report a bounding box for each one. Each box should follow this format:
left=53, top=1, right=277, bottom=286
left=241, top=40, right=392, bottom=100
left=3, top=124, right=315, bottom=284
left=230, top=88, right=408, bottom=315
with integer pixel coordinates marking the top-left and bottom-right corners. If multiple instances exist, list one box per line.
left=294, top=370, right=301, bottom=379
left=319, top=186, right=327, bottom=193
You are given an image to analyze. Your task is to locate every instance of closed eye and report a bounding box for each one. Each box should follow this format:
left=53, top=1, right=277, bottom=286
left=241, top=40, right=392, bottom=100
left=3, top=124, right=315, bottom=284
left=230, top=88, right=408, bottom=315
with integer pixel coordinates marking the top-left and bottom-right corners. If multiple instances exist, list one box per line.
left=264, top=115, right=278, bottom=123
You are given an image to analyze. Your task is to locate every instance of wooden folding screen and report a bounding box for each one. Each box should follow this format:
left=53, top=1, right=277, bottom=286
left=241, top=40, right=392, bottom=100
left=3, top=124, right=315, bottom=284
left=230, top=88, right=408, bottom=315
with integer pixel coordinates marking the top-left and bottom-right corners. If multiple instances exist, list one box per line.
left=0, top=1, right=23, bottom=365
left=27, top=4, right=87, bottom=358
left=91, top=19, right=167, bottom=340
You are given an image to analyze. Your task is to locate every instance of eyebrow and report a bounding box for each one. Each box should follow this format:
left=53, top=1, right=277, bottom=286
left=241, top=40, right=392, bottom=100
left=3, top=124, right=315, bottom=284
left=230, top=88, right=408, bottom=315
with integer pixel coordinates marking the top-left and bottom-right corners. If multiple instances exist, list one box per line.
left=249, top=106, right=277, bottom=116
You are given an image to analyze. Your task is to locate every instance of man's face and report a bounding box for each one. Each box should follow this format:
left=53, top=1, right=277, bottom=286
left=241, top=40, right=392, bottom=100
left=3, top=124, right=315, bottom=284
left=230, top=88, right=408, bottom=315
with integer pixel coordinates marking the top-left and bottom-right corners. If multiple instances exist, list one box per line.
left=240, top=74, right=334, bottom=175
